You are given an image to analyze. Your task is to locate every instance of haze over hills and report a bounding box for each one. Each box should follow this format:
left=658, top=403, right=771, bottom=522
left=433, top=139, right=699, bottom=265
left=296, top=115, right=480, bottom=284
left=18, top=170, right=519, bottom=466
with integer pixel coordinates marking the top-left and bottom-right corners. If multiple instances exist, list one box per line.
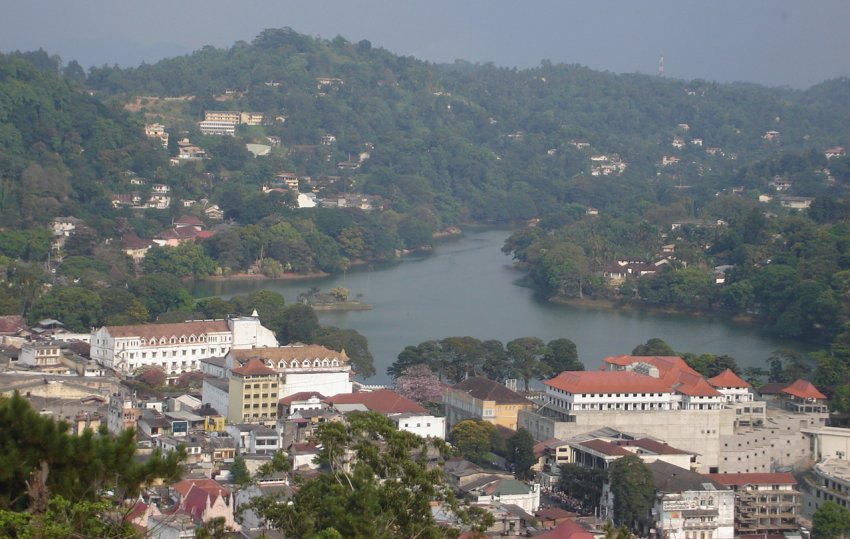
left=2, top=1, right=850, bottom=89
left=1, top=26, right=850, bottom=349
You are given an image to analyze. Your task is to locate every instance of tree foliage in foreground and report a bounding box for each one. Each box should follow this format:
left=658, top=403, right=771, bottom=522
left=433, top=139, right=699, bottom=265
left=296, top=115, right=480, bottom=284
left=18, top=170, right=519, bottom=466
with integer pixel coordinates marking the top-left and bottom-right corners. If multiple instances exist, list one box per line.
left=609, top=455, right=655, bottom=529
left=813, top=500, right=850, bottom=539
left=248, top=412, right=493, bottom=538
left=0, top=392, right=184, bottom=536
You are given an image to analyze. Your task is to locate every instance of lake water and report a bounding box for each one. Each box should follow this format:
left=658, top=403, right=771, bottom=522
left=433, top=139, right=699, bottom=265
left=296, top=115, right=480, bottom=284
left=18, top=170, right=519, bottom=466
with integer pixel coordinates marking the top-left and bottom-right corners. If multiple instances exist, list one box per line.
left=192, top=228, right=806, bottom=384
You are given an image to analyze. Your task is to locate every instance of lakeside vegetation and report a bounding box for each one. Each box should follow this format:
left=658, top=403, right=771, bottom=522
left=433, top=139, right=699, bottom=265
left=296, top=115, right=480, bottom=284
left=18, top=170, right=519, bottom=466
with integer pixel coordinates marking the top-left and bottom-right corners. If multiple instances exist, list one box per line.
left=1, top=27, right=849, bottom=397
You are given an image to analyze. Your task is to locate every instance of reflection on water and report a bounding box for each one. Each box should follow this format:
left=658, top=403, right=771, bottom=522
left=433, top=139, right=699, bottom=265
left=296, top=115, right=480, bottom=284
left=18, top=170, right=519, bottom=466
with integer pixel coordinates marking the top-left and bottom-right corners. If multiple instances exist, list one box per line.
left=192, top=228, right=806, bottom=383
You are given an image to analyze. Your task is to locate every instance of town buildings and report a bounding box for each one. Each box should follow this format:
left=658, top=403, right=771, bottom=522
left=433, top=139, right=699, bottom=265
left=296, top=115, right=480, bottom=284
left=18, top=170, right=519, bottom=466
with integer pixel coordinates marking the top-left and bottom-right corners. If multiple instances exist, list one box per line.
left=90, top=313, right=278, bottom=376
left=519, top=355, right=828, bottom=474
left=705, top=472, right=800, bottom=535
left=444, top=376, right=534, bottom=430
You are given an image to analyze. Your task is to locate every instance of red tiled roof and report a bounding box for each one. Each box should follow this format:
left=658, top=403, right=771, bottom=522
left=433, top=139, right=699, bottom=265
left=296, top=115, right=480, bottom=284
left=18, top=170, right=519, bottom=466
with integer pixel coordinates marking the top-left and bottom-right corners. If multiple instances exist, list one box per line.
left=173, top=478, right=230, bottom=500
left=175, top=215, right=203, bottom=226
left=0, top=315, right=26, bottom=334
left=231, top=345, right=348, bottom=363
left=123, top=234, right=153, bottom=250
left=703, top=472, right=797, bottom=487
left=674, top=374, right=723, bottom=397
left=325, top=389, right=427, bottom=414
left=155, top=227, right=201, bottom=241
left=782, top=379, right=827, bottom=400
left=615, top=438, right=692, bottom=455
left=535, top=507, right=577, bottom=521
left=577, top=439, right=633, bottom=457
left=534, top=519, right=595, bottom=539
left=708, top=368, right=751, bottom=389
left=545, top=371, right=671, bottom=394
left=232, top=358, right=278, bottom=377
left=279, top=391, right=326, bottom=404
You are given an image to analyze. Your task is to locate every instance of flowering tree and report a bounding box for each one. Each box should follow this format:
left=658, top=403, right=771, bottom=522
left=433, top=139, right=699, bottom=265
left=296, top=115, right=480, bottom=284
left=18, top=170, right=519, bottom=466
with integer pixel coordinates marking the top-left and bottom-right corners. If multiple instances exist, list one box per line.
left=393, top=364, right=443, bottom=403
left=136, top=367, right=167, bottom=388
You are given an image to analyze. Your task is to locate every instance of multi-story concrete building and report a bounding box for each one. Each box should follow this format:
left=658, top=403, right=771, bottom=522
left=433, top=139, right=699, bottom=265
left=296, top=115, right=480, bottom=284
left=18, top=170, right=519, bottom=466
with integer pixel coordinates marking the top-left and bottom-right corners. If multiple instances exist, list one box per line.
left=519, top=356, right=735, bottom=472
left=717, top=381, right=828, bottom=473
left=636, top=461, right=735, bottom=539
left=226, top=344, right=353, bottom=398
left=198, top=120, right=236, bottom=136
left=801, top=458, right=850, bottom=518
left=519, top=356, right=828, bottom=474
left=226, top=359, right=280, bottom=424
left=705, top=472, right=800, bottom=536
left=90, top=314, right=278, bottom=376
left=444, top=376, right=534, bottom=430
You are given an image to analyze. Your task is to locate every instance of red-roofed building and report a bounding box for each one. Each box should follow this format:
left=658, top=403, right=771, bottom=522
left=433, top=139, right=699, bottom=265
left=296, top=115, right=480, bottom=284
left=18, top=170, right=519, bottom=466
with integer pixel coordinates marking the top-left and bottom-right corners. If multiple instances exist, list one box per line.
left=704, top=472, right=799, bottom=536
left=570, top=436, right=695, bottom=470
left=174, top=215, right=204, bottom=229
left=326, top=388, right=427, bottom=414
left=326, top=389, right=446, bottom=438
left=170, top=479, right=235, bottom=528
left=782, top=379, right=827, bottom=401
left=0, top=315, right=26, bottom=336
left=534, top=518, right=595, bottom=539
left=521, top=356, right=745, bottom=473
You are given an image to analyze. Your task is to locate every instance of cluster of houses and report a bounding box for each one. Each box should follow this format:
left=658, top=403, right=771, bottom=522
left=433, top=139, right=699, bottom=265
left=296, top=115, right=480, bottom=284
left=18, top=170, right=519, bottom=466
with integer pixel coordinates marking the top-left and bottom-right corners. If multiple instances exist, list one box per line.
left=442, top=355, right=846, bottom=539
left=3, top=308, right=850, bottom=538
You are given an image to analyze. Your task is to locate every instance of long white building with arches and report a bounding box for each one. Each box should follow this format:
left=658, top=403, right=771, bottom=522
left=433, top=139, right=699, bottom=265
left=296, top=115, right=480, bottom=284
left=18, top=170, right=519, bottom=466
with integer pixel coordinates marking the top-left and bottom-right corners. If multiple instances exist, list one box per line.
left=90, top=314, right=279, bottom=376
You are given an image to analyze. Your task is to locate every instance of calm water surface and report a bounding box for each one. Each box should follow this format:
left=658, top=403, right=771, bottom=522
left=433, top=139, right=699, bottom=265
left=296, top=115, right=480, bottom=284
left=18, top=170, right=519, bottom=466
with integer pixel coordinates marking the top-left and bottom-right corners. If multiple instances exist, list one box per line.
left=192, top=228, right=806, bottom=383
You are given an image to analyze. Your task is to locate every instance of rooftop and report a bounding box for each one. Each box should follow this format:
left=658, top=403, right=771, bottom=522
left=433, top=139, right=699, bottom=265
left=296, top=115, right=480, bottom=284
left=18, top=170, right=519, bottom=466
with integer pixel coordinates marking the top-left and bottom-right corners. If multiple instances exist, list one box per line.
left=450, top=376, right=532, bottom=405
left=325, top=389, right=427, bottom=414
left=703, top=472, right=797, bottom=487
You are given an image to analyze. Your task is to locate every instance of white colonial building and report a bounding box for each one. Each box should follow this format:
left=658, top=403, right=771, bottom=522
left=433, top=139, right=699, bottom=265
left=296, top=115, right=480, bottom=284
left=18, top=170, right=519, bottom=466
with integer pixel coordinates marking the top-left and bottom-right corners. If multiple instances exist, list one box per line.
left=90, top=314, right=278, bottom=376
left=225, top=344, right=353, bottom=399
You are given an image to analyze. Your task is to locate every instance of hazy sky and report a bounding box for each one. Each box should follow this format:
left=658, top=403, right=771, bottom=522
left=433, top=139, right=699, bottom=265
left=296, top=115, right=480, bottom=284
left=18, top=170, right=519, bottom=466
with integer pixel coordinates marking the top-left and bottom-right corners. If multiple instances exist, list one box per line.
left=1, top=0, right=848, bottom=89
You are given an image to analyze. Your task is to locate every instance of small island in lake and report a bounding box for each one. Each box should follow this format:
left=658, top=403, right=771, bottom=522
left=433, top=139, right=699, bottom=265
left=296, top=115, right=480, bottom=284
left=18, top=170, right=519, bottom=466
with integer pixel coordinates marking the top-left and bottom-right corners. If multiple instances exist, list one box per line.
left=298, top=287, right=373, bottom=312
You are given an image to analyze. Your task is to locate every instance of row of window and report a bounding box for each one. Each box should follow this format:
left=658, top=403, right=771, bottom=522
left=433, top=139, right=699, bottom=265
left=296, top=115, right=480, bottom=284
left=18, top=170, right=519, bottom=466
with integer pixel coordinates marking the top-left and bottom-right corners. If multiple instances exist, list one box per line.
left=262, top=359, right=341, bottom=369
left=128, top=348, right=227, bottom=360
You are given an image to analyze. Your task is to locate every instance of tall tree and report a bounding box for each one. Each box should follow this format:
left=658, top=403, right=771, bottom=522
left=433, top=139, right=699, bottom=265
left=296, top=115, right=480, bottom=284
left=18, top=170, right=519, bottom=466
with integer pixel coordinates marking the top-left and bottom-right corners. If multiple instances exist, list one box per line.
left=543, top=338, right=583, bottom=373
left=507, top=429, right=536, bottom=480
left=248, top=412, right=493, bottom=538
left=507, top=337, right=548, bottom=390
left=0, top=392, right=183, bottom=514
left=609, top=455, right=655, bottom=529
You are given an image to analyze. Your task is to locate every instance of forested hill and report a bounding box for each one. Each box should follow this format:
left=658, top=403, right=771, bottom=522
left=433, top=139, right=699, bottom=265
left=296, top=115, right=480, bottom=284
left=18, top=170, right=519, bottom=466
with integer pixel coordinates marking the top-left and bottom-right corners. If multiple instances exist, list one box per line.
left=78, top=27, right=850, bottom=222
left=0, top=53, right=160, bottom=227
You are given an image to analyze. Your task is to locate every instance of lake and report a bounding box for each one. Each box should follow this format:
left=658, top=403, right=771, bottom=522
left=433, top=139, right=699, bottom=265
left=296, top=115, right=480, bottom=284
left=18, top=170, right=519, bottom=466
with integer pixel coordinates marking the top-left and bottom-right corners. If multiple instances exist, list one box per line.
left=192, top=228, right=807, bottom=384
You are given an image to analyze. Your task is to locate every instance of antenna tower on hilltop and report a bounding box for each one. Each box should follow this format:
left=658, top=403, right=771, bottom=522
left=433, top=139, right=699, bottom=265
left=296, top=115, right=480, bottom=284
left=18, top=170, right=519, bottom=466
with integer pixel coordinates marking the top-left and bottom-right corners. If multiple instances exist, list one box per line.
left=658, top=53, right=665, bottom=78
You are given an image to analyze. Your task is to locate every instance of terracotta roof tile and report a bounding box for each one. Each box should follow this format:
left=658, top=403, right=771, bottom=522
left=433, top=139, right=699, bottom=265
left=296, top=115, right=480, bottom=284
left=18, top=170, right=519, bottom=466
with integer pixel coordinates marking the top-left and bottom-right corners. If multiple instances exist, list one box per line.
left=279, top=391, right=326, bottom=404
left=615, top=438, right=692, bottom=455
left=577, top=439, right=633, bottom=457
left=232, top=358, right=278, bottom=377
left=703, top=472, right=797, bottom=487
left=325, top=389, right=427, bottom=414
left=534, top=519, right=595, bottom=539
left=231, top=345, right=348, bottom=363
left=782, top=379, right=827, bottom=400
left=545, top=371, right=671, bottom=394
left=708, top=368, right=751, bottom=389
left=0, top=315, right=26, bottom=334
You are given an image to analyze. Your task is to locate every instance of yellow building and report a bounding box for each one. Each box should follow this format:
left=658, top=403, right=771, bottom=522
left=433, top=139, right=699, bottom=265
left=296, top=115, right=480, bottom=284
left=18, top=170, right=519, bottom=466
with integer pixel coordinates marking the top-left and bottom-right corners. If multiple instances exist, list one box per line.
left=443, top=376, right=533, bottom=431
left=227, top=358, right=280, bottom=424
